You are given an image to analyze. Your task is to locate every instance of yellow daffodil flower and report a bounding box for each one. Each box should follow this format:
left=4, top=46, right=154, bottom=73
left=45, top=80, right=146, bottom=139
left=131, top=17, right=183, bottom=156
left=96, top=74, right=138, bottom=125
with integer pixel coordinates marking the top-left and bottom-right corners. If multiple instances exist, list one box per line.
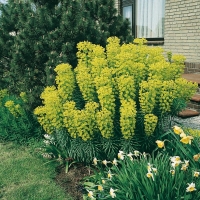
left=193, top=154, right=200, bottom=161
left=180, top=132, right=186, bottom=138
left=156, top=140, right=164, bottom=148
left=180, top=136, right=194, bottom=144
left=102, top=179, right=106, bottom=184
left=173, top=126, right=183, bottom=135
left=98, top=185, right=103, bottom=191
left=186, top=183, right=196, bottom=192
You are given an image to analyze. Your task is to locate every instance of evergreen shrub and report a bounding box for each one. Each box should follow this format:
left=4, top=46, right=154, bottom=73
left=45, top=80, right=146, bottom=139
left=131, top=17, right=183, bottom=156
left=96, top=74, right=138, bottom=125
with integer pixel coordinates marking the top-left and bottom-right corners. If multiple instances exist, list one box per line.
left=0, top=0, right=131, bottom=110
left=34, top=37, right=197, bottom=163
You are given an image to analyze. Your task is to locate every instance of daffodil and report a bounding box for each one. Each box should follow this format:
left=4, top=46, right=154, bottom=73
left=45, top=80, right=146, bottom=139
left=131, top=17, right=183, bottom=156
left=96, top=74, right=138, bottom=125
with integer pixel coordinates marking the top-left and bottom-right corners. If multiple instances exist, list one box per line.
left=152, top=167, right=157, bottom=174
left=98, top=185, right=103, bottom=191
left=108, top=170, right=113, bottom=179
left=186, top=182, right=196, bottom=192
left=110, top=188, right=117, bottom=198
left=180, top=132, right=186, bottom=138
left=88, top=191, right=94, bottom=199
left=170, top=169, right=175, bottom=175
left=155, top=140, right=164, bottom=148
left=112, top=158, right=118, bottom=166
left=133, top=150, right=140, bottom=157
left=102, top=160, right=108, bottom=166
left=127, top=152, right=133, bottom=161
left=146, top=172, right=154, bottom=181
left=147, top=163, right=152, bottom=171
left=143, top=152, right=147, bottom=158
left=194, top=171, right=199, bottom=177
left=170, top=156, right=180, bottom=163
left=180, top=135, right=193, bottom=144
left=102, top=179, right=106, bottom=184
left=184, top=160, right=189, bottom=166
left=93, top=157, right=98, bottom=165
left=118, top=151, right=125, bottom=160
left=171, top=160, right=182, bottom=168
left=173, top=126, right=183, bottom=135
left=193, top=154, right=200, bottom=161
left=181, top=164, right=188, bottom=171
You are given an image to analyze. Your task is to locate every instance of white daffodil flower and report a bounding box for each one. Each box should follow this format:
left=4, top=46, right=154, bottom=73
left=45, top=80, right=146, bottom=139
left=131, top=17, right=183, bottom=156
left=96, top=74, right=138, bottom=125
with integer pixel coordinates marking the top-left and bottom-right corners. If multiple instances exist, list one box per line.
left=118, top=151, right=125, bottom=160
left=186, top=182, right=196, bottom=192
left=110, top=188, right=117, bottom=198
left=112, top=158, right=118, bottom=166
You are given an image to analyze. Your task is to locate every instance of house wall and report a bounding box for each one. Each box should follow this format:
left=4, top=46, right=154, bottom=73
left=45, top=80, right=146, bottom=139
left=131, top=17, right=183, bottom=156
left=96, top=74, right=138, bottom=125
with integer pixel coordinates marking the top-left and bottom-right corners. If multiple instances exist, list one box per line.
left=114, top=0, right=120, bottom=14
left=164, top=0, right=200, bottom=64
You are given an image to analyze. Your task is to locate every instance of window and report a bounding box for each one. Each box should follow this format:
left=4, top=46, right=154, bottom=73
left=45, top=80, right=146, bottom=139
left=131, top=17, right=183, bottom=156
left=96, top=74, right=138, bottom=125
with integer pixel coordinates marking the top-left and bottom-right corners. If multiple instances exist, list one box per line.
left=122, top=0, right=165, bottom=40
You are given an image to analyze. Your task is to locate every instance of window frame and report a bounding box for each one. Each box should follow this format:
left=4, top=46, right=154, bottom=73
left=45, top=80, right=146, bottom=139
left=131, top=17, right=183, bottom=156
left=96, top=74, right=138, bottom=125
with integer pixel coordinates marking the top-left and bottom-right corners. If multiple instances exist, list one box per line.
left=121, top=0, right=165, bottom=44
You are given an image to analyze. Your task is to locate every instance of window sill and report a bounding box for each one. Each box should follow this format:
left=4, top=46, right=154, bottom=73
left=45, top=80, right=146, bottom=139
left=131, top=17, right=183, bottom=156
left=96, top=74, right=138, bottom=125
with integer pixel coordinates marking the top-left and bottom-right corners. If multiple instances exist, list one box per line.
left=147, top=40, right=164, bottom=45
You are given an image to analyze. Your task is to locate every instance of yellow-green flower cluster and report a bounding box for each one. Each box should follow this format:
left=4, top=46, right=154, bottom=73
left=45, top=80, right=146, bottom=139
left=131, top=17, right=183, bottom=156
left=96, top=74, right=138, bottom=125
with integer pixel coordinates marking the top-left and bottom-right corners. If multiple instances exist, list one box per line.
left=117, top=75, right=135, bottom=101
left=97, top=86, right=115, bottom=116
left=159, top=81, right=176, bottom=113
left=0, top=89, right=8, bottom=106
left=76, top=41, right=93, bottom=64
left=184, top=128, right=200, bottom=138
left=133, top=38, right=147, bottom=45
left=120, top=100, right=137, bottom=139
left=34, top=36, right=198, bottom=142
left=63, top=101, right=99, bottom=140
left=75, top=65, right=97, bottom=102
left=54, top=63, right=75, bottom=102
left=146, top=47, right=165, bottom=65
left=148, top=61, right=182, bottom=81
left=106, top=36, right=121, bottom=68
left=19, top=92, right=28, bottom=103
left=4, top=100, right=23, bottom=117
left=139, top=80, right=161, bottom=114
left=96, top=108, right=114, bottom=138
left=34, top=86, right=63, bottom=134
left=94, top=67, right=113, bottom=90
left=174, top=78, right=198, bottom=101
left=144, top=114, right=158, bottom=136
left=77, top=41, right=105, bottom=67
left=172, top=54, right=186, bottom=65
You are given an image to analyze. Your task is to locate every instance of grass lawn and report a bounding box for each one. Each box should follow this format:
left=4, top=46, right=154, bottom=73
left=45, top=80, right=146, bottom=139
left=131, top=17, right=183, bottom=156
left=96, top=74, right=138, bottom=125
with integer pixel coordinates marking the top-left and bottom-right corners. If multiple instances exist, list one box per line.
left=0, top=142, right=73, bottom=200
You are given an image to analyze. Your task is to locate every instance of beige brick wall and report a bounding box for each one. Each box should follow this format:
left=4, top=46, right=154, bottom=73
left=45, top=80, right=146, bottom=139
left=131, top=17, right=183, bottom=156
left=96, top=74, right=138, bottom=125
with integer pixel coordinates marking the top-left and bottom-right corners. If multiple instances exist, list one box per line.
left=114, top=0, right=120, bottom=14
left=164, top=0, right=200, bottom=63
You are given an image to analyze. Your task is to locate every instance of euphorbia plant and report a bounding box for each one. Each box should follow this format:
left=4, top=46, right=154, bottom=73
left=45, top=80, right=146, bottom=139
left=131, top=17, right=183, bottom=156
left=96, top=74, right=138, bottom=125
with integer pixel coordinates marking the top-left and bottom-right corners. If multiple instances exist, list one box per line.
left=34, top=37, right=197, bottom=162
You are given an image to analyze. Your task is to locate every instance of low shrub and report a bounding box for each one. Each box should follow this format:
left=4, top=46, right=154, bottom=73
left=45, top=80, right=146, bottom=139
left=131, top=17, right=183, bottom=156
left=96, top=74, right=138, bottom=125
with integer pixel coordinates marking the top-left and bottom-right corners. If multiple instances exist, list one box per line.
left=0, top=89, right=44, bottom=144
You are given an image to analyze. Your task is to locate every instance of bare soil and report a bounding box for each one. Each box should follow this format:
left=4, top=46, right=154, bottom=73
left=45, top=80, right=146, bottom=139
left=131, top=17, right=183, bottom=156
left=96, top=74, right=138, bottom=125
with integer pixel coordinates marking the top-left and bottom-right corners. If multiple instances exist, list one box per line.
left=55, top=163, right=93, bottom=200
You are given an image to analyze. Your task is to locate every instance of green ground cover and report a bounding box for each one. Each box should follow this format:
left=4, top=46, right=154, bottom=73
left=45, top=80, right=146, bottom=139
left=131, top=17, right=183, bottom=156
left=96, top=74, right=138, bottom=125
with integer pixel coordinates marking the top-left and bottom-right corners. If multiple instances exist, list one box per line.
left=0, top=142, right=73, bottom=200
